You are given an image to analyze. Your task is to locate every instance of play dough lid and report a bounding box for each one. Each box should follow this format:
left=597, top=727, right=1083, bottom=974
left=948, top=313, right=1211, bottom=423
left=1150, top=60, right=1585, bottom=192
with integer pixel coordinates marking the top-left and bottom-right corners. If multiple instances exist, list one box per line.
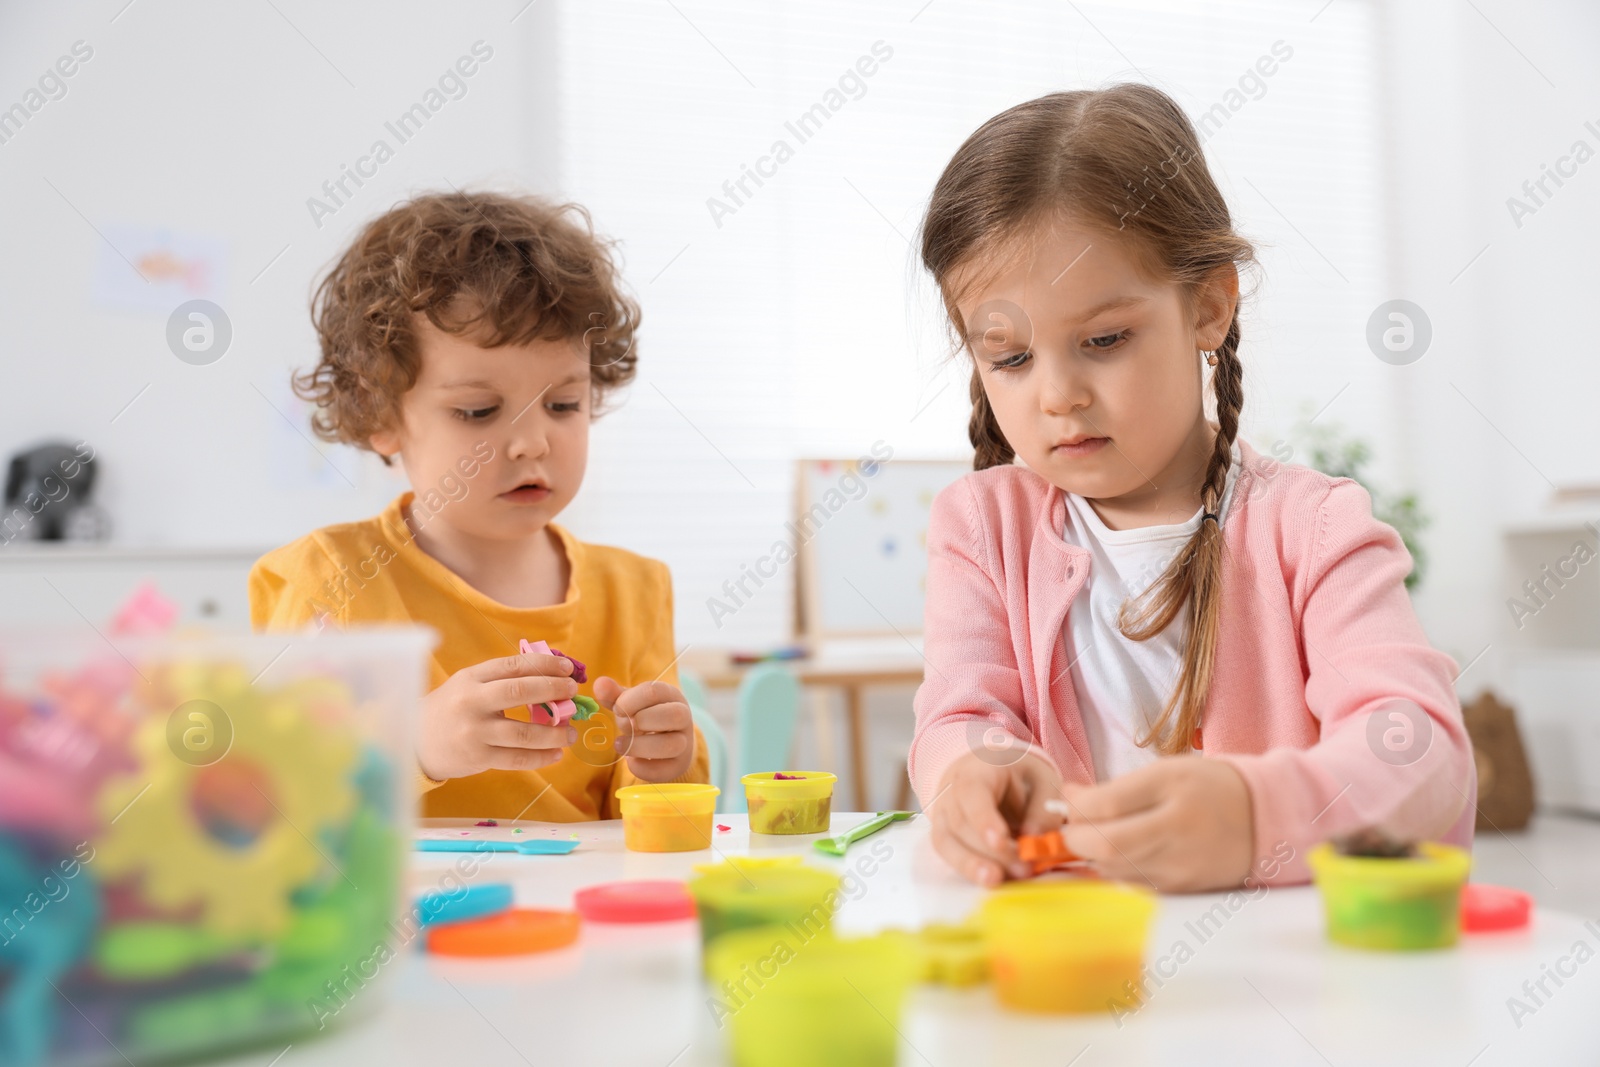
left=426, top=908, right=581, bottom=956
left=574, top=880, right=697, bottom=923
left=1461, top=882, right=1532, bottom=932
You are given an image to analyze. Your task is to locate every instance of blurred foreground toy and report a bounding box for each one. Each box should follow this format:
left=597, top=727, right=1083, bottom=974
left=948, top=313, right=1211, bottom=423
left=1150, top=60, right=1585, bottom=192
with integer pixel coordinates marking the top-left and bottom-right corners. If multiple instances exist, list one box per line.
left=94, top=671, right=359, bottom=938
left=0, top=833, right=102, bottom=1064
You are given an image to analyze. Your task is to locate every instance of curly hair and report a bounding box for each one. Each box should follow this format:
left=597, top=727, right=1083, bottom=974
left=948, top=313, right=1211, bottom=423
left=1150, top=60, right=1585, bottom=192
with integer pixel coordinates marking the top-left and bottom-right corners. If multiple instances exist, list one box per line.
left=294, top=191, right=640, bottom=453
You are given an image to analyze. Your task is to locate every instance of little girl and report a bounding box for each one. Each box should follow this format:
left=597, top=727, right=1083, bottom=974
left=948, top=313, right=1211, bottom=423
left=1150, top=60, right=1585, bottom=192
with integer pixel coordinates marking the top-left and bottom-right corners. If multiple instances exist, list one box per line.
left=909, top=85, right=1476, bottom=892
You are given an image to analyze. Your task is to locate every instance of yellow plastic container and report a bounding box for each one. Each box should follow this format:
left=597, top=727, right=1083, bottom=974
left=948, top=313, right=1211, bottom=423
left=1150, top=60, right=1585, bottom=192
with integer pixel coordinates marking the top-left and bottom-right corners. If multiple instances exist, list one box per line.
left=742, top=772, right=837, bottom=834
left=706, top=925, right=918, bottom=1067
left=916, top=921, right=990, bottom=987
left=981, top=881, right=1158, bottom=1013
left=688, top=863, right=841, bottom=971
left=616, top=783, right=720, bottom=852
left=1307, top=841, right=1471, bottom=950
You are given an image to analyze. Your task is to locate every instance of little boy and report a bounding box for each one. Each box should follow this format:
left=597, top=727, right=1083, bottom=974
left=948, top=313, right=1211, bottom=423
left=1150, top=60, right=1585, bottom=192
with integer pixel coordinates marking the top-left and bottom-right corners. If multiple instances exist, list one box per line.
left=250, top=192, right=707, bottom=819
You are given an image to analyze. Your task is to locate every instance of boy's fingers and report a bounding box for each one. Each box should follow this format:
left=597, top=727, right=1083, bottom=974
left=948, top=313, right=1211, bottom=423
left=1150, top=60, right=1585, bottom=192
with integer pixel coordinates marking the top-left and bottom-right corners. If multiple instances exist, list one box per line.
left=478, top=675, right=579, bottom=713
left=608, top=680, right=680, bottom=717
left=481, top=745, right=565, bottom=772
left=593, top=675, right=625, bottom=708
left=616, top=730, right=690, bottom=762
left=484, top=717, right=577, bottom=752
left=473, top=652, right=573, bottom=682
left=628, top=701, right=691, bottom=735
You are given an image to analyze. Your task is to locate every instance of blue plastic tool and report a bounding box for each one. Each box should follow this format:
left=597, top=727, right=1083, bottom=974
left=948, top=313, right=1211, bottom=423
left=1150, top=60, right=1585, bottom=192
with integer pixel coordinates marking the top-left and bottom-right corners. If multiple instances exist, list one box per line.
left=415, top=883, right=514, bottom=927
left=415, top=838, right=580, bottom=855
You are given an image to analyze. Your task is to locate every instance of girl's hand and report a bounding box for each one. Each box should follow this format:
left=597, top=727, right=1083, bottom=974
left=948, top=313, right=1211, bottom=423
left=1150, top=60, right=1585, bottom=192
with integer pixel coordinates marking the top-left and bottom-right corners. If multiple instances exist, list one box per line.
left=593, top=677, right=696, bottom=783
left=1059, top=756, right=1255, bottom=893
left=928, top=749, right=1067, bottom=887
left=417, top=651, right=579, bottom=781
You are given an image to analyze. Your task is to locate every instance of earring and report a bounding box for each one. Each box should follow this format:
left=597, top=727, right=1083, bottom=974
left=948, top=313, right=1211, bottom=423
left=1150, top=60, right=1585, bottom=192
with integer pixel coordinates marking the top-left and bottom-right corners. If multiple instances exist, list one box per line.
left=1201, top=349, right=1218, bottom=366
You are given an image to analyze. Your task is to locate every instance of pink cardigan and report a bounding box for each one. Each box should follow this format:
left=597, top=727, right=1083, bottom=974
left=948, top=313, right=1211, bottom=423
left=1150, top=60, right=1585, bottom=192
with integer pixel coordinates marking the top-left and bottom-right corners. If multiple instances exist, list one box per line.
left=909, top=436, right=1476, bottom=885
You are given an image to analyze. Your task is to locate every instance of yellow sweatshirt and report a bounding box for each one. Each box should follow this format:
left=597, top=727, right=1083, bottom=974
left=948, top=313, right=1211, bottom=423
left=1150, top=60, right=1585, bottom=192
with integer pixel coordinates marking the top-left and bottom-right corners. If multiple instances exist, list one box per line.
left=248, top=493, right=708, bottom=820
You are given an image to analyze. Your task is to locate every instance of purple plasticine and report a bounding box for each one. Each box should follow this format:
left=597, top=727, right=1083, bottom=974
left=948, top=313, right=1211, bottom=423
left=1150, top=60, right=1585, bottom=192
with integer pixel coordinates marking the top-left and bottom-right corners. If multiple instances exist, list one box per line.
left=549, top=648, right=587, bottom=684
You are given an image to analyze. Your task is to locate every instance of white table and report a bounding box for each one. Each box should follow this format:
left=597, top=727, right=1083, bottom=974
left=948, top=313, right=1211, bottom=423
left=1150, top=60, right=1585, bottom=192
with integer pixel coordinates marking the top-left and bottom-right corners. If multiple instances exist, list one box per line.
left=215, top=814, right=1600, bottom=1067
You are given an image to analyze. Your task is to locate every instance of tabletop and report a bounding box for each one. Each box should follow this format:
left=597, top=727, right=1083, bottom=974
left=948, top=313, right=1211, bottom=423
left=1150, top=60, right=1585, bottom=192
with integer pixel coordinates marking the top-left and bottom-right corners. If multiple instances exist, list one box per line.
left=212, top=814, right=1600, bottom=1067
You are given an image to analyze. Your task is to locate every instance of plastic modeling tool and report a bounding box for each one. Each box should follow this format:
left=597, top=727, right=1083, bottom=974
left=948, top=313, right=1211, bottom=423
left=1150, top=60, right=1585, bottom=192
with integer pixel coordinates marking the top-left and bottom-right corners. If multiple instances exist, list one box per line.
left=813, top=811, right=913, bottom=856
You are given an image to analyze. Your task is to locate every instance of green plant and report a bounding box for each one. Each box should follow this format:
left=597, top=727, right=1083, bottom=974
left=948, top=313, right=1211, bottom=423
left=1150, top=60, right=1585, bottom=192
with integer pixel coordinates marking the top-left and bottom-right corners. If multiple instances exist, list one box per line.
left=1288, top=417, right=1430, bottom=591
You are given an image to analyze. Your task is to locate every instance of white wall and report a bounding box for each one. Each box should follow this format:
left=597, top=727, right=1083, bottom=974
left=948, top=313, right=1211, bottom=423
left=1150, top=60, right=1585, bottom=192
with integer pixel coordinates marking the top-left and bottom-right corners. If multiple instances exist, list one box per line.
left=0, top=0, right=547, bottom=545
left=1375, top=0, right=1600, bottom=690
left=2, top=0, right=1595, bottom=685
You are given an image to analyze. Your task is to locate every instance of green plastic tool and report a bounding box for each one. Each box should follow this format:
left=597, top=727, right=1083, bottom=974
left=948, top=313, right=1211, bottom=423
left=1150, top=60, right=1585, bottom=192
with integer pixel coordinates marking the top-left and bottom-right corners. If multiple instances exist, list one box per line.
left=813, top=811, right=914, bottom=856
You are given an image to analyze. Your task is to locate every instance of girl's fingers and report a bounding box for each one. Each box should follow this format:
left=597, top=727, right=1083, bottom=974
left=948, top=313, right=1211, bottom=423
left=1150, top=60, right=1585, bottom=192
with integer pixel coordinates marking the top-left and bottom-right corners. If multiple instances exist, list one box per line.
left=930, top=820, right=1007, bottom=887
left=1064, top=763, right=1167, bottom=823
left=946, top=783, right=1029, bottom=880
left=472, top=652, right=574, bottom=682
left=483, top=717, right=577, bottom=752
left=1063, top=806, right=1170, bottom=873
left=1016, top=781, right=1068, bottom=837
left=478, top=675, right=579, bottom=714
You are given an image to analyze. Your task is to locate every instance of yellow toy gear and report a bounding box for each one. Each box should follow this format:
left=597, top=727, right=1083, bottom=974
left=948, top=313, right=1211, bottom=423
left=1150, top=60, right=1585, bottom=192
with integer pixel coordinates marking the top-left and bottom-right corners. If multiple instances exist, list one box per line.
left=95, top=667, right=359, bottom=940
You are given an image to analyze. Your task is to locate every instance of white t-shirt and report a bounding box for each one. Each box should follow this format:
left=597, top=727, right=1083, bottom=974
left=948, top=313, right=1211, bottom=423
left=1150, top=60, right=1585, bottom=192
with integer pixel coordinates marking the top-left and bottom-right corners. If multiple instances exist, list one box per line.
left=1061, top=439, right=1242, bottom=782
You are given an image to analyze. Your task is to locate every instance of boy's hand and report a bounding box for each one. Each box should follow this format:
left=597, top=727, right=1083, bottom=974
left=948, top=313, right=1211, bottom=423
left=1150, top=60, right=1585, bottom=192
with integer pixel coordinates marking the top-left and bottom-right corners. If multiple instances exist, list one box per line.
left=417, top=651, right=579, bottom=781
left=593, top=676, right=696, bottom=783
left=928, top=748, right=1066, bottom=887
left=1059, top=755, right=1254, bottom=893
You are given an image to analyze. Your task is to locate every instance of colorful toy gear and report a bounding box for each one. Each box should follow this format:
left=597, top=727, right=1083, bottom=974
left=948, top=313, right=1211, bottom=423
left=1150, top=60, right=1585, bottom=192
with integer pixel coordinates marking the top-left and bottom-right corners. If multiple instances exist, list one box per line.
left=93, top=670, right=359, bottom=940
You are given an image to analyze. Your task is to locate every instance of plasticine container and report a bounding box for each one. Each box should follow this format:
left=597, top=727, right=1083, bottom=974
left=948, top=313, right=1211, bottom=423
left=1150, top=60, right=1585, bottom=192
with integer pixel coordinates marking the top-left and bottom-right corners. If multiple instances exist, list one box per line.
left=916, top=920, right=990, bottom=987
left=1308, top=841, right=1471, bottom=950
left=706, top=925, right=919, bottom=1067
left=0, top=625, right=434, bottom=1067
left=981, top=881, right=1158, bottom=1013
left=742, top=772, right=837, bottom=835
left=616, top=783, right=720, bottom=852
left=687, top=863, right=840, bottom=971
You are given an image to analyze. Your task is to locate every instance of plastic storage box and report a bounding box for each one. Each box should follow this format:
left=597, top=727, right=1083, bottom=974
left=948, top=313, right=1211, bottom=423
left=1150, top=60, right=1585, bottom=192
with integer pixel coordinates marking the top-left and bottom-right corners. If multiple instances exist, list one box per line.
left=0, top=626, right=434, bottom=1066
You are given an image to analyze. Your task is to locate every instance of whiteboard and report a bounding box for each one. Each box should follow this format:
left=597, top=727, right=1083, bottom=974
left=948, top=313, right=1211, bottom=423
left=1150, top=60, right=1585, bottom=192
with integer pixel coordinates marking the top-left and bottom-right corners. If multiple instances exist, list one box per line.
left=795, top=458, right=971, bottom=639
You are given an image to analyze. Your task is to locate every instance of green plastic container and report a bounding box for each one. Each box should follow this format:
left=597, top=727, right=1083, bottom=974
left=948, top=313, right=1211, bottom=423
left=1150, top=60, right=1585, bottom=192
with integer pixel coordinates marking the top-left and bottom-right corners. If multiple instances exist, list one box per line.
left=706, top=925, right=918, bottom=1067
left=1308, top=841, right=1471, bottom=950
left=687, top=863, right=840, bottom=972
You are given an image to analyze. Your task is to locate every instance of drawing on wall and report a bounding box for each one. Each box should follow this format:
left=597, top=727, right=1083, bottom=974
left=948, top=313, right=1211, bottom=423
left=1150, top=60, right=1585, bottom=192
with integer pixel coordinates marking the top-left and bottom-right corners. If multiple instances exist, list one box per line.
left=92, top=225, right=228, bottom=313
left=795, top=457, right=969, bottom=640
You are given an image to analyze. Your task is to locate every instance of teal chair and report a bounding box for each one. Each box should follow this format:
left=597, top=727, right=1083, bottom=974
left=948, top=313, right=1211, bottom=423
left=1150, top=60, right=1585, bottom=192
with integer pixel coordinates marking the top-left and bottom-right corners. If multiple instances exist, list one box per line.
left=680, top=668, right=730, bottom=813
left=729, top=663, right=802, bottom=814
